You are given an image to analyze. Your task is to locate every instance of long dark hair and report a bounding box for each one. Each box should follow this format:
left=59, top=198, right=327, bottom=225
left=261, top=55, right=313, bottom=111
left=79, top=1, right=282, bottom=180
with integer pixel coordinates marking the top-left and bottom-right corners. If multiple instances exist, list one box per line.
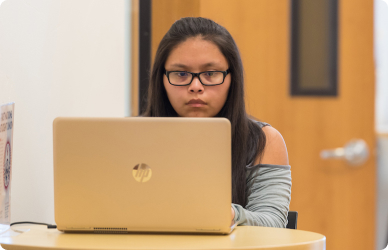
left=142, top=17, right=266, bottom=207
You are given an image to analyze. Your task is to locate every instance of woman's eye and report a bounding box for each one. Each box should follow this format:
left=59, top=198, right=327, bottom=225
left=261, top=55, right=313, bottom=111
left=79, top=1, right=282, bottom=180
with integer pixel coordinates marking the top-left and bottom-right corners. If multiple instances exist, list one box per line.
left=204, top=72, right=217, bottom=77
left=177, top=72, right=189, bottom=77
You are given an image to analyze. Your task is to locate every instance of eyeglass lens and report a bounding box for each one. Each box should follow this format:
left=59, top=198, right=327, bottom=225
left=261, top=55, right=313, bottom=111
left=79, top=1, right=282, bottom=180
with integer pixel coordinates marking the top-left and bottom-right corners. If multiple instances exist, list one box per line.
left=169, top=72, right=225, bottom=85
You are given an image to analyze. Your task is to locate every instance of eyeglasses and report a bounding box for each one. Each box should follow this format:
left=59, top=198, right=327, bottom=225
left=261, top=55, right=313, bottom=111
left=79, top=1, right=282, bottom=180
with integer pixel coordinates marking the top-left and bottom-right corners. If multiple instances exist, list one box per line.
left=165, top=69, right=230, bottom=86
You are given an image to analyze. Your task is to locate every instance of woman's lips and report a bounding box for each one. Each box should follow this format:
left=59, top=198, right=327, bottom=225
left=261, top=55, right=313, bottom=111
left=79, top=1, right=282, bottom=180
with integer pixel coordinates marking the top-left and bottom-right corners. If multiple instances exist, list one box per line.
left=187, top=99, right=207, bottom=107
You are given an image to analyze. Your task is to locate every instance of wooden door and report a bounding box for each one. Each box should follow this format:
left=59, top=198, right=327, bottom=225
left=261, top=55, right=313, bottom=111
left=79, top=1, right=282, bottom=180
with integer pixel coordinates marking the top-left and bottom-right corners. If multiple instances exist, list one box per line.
left=149, top=0, right=375, bottom=249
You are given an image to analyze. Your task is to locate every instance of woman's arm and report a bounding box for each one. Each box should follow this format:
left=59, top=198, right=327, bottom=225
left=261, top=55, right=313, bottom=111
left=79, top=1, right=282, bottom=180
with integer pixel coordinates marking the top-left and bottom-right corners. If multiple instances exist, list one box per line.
left=231, top=126, right=291, bottom=228
left=232, top=165, right=291, bottom=227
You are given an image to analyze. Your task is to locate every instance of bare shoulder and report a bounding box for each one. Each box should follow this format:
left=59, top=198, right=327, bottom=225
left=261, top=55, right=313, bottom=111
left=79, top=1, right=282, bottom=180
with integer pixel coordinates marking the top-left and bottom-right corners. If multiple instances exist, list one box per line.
left=254, top=126, right=289, bottom=166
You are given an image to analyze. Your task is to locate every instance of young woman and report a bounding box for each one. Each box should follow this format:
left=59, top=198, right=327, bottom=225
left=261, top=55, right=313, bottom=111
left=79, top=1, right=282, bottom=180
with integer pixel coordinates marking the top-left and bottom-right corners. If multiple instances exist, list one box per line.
left=143, top=17, right=291, bottom=228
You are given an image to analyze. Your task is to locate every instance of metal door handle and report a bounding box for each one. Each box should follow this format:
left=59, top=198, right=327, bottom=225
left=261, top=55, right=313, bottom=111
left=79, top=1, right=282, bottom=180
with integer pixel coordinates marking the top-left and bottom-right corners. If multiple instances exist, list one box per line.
left=320, top=139, right=369, bottom=166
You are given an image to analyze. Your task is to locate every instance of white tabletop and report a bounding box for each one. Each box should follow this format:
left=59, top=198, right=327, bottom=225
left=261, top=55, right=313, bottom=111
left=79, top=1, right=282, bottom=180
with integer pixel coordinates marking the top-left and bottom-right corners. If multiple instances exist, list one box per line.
left=0, top=225, right=326, bottom=250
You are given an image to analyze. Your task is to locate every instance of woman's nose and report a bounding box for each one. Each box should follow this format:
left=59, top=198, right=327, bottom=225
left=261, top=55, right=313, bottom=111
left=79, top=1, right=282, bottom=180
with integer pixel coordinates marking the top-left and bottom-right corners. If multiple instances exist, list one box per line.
left=188, top=76, right=204, bottom=93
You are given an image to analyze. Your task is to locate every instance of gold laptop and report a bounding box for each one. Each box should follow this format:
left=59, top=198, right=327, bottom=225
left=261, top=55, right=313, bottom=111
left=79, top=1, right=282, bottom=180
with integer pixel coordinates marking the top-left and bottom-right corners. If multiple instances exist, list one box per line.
left=53, top=117, right=233, bottom=234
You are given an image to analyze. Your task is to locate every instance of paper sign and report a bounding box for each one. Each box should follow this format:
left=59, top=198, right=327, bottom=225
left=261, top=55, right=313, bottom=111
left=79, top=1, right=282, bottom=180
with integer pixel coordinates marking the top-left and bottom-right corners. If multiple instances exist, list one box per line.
left=0, top=103, right=14, bottom=233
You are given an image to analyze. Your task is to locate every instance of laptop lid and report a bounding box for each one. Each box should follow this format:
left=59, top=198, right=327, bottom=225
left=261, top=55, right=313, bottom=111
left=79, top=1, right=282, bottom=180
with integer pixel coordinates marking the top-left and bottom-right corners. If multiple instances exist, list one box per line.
left=53, top=117, right=232, bottom=234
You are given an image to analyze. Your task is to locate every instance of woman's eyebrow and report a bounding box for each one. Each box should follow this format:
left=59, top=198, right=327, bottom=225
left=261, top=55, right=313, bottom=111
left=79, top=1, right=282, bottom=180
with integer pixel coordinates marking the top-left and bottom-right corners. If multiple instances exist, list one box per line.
left=168, top=63, right=187, bottom=69
left=201, top=62, right=220, bottom=67
left=168, top=62, right=222, bottom=69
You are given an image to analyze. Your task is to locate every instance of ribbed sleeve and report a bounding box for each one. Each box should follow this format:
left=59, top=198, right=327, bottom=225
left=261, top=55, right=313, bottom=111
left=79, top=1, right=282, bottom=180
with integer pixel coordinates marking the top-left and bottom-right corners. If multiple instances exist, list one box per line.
left=231, top=164, right=292, bottom=228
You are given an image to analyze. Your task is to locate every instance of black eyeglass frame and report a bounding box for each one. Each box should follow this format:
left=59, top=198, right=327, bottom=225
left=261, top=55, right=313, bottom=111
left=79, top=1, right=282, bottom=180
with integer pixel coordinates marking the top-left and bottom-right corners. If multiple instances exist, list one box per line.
left=164, top=69, right=230, bottom=86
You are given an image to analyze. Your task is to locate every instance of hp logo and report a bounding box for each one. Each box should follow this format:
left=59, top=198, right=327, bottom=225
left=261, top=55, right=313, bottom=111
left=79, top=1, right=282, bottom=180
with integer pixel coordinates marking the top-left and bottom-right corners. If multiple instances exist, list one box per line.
left=132, top=163, right=152, bottom=183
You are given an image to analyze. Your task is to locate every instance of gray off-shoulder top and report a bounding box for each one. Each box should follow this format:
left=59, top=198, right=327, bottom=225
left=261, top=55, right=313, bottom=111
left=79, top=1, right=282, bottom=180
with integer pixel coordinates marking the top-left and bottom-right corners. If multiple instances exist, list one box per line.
left=231, top=121, right=292, bottom=228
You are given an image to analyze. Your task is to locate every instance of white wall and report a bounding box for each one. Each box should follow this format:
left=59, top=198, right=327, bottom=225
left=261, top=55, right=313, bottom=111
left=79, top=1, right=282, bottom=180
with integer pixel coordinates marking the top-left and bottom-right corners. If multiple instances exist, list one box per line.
left=0, top=0, right=130, bottom=224
left=375, top=0, right=388, bottom=134
left=375, top=0, right=388, bottom=249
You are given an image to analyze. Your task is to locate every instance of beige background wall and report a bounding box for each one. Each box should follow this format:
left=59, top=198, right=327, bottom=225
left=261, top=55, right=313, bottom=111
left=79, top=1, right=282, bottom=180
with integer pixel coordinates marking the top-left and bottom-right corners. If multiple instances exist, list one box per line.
left=0, top=0, right=131, bottom=224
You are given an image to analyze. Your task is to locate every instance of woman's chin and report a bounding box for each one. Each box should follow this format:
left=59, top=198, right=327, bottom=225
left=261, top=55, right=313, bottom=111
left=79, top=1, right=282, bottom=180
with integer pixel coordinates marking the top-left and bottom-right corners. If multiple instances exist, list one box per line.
left=179, top=111, right=212, bottom=117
